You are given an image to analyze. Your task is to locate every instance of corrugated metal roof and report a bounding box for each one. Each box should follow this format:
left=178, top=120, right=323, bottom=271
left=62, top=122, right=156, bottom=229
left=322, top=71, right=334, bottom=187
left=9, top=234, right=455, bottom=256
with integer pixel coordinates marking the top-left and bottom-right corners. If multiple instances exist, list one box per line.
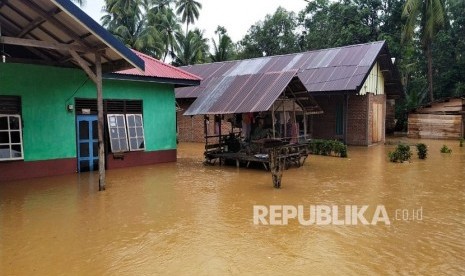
left=110, top=50, right=201, bottom=86
left=0, top=0, right=144, bottom=72
left=184, top=71, right=297, bottom=115
left=177, top=41, right=402, bottom=115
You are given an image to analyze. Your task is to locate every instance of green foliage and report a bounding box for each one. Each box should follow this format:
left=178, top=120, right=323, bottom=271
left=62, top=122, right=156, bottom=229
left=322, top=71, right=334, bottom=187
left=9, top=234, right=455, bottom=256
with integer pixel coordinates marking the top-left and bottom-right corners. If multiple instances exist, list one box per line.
left=460, top=138, right=464, bottom=147
left=402, top=0, right=446, bottom=102
left=308, top=139, right=348, bottom=158
left=237, top=7, right=300, bottom=59
left=440, top=145, right=452, bottom=153
left=388, top=144, right=412, bottom=163
left=210, top=26, right=236, bottom=62
left=172, top=29, right=209, bottom=66
left=299, top=0, right=374, bottom=50
left=102, top=0, right=176, bottom=60
left=416, top=143, right=428, bottom=159
left=175, top=0, right=202, bottom=33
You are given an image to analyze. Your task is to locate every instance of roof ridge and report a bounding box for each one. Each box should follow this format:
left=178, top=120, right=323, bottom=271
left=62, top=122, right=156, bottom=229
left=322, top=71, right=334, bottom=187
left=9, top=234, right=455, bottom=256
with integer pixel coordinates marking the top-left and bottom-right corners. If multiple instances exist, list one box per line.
left=182, top=41, right=386, bottom=69
left=132, top=50, right=202, bottom=80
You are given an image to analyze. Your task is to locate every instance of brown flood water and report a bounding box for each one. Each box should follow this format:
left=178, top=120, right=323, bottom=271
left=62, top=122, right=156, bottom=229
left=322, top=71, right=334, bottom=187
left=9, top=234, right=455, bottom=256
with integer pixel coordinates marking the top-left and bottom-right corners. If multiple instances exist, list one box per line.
left=1, top=139, right=465, bottom=275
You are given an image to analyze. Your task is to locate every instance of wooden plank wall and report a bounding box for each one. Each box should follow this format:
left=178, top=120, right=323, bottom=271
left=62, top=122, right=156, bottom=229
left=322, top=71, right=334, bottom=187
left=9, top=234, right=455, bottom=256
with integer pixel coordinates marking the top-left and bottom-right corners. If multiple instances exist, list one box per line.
left=415, top=98, right=464, bottom=114
left=408, top=114, right=463, bottom=139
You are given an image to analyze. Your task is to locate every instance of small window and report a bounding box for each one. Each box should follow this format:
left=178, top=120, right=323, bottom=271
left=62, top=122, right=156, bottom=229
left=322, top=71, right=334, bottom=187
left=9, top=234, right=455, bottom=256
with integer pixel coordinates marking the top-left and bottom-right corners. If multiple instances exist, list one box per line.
left=126, top=114, right=145, bottom=151
left=0, top=115, right=24, bottom=161
left=107, top=114, right=129, bottom=153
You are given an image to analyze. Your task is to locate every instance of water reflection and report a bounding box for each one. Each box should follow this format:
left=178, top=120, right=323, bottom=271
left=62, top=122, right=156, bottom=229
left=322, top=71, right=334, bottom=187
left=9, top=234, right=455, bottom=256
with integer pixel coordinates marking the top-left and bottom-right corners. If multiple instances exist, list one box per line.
left=1, top=139, right=464, bottom=275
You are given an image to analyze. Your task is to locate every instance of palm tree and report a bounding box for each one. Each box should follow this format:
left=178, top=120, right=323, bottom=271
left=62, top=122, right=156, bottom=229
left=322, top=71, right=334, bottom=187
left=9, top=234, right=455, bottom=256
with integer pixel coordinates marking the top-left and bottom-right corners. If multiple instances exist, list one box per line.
left=175, top=0, right=202, bottom=34
left=149, top=0, right=176, bottom=14
left=173, top=28, right=209, bottom=66
left=102, top=0, right=164, bottom=58
left=147, top=7, right=182, bottom=61
left=105, top=0, right=140, bottom=13
left=210, top=26, right=235, bottom=62
left=402, top=0, right=446, bottom=102
left=192, top=28, right=210, bottom=63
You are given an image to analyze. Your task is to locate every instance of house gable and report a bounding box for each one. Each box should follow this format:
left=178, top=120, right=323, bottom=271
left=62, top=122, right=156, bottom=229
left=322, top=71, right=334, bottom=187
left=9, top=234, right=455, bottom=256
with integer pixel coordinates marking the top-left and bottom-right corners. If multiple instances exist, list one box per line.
left=359, top=62, right=385, bottom=96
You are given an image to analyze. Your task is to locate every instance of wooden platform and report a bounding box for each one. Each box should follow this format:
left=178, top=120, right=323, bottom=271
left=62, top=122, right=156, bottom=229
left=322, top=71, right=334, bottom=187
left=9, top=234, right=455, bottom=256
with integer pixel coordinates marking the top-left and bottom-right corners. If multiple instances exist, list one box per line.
left=206, top=152, right=270, bottom=170
left=205, top=143, right=309, bottom=171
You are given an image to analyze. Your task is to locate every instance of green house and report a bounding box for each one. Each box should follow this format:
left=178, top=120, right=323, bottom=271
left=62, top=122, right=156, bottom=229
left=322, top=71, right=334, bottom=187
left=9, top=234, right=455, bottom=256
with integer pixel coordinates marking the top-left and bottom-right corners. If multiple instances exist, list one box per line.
left=0, top=0, right=200, bottom=182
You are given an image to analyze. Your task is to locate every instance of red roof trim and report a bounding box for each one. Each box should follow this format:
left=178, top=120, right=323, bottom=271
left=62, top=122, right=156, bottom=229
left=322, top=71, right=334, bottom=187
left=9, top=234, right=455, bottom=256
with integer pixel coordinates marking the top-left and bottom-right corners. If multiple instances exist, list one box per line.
left=115, top=50, right=202, bottom=82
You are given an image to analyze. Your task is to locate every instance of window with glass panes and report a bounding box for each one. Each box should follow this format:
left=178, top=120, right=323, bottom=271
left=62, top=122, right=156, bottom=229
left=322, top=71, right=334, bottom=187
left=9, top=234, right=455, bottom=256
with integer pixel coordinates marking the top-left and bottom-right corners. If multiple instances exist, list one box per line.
left=126, top=114, right=145, bottom=151
left=0, top=96, right=23, bottom=161
left=107, top=114, right=129, bottom=153
left=0, top=115, right=23, bottom=161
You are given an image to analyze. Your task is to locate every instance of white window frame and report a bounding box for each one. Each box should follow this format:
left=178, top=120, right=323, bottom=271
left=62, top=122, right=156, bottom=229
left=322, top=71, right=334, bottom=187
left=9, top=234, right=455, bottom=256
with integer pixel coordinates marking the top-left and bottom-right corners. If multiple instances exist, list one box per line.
left=0, top=114, right=24, bottom=161
left=125, top=114, right=146, bottom=151
left=107, top=114, right=129, bottom=153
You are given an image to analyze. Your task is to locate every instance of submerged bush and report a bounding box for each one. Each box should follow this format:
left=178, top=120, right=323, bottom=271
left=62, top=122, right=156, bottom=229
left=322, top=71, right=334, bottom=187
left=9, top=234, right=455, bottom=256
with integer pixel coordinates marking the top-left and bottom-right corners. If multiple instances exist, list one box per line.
left=416, top=143, right=428, bottom=159
left=308, top=139, right=348, bottom=158
left=389, top=144, right=412, bottom=163
left=440, top=145, right=452, bottom=153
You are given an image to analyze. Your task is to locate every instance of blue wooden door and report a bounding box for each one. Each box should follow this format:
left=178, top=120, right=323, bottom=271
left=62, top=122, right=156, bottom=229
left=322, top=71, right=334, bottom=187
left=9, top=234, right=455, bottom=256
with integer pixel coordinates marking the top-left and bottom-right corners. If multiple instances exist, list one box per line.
left=76, top=115, right=99, bottom=172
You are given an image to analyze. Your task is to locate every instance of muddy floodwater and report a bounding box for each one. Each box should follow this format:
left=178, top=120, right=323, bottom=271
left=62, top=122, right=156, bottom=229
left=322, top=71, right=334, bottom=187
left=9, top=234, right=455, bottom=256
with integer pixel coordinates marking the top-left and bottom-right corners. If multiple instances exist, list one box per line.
left=1, top=139, right=465, bottom=275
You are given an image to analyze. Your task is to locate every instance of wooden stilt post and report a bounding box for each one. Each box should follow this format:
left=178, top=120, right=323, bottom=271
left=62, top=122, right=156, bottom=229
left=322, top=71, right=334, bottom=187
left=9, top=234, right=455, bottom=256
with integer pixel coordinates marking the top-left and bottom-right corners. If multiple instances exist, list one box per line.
left=303, top=112, right=308, bottom=141
left=272, top=103, right=276, bottom=139
left=218, top=114, right=222, bottom=144
left=293, top=100, right=296, bottom=142
left=283, top=100, right=286, bottom=139
left=269, top=147, right=284, bottom=188
left=204, top=115, right=207, bottom=140
left=96, top=53, right=105, bottom=191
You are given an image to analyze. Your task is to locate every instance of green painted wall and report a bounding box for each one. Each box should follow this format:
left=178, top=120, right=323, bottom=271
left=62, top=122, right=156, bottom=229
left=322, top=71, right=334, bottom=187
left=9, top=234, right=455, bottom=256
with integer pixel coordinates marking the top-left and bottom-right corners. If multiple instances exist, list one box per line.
left=0, top=63, right=176, bottom=162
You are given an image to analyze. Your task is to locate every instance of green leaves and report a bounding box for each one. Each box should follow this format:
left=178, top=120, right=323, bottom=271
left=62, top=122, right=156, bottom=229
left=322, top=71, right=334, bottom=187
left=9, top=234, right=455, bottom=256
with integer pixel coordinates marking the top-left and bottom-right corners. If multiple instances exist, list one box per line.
left=389, top=144, right=412, bottom=163
left=210, top=26, right=236, bottom=62
left=102, top=0, right=207, bottom=63
left=308, top=139, right=348, bottom=158
left=238, top=7, right=300, bottom=59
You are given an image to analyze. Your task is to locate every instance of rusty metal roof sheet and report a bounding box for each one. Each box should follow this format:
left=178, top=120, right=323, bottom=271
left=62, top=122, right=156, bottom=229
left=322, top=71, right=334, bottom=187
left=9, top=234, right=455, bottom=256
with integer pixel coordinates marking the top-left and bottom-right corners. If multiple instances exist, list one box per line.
left=178, top=41, right=402, bottom=115
left=185, top=71, right=297, bottom=115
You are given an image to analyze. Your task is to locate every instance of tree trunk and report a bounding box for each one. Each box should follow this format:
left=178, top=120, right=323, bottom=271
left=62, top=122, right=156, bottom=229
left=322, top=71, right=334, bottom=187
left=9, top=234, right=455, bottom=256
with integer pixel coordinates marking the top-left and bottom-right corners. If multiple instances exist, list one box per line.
left=426, top=43, right=434, bottom=102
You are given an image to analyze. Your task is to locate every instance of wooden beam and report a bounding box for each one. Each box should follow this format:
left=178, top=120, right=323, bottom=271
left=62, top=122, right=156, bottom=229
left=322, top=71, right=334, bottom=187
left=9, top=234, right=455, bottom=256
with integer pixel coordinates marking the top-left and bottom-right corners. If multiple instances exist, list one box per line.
left=18, top=0, right=88, bottom=48
left=18, top=0, right=114, bottom=62
left=272, top=103, right=276, bottom=139
left=0, top=14, right=56, bottom=61
left=0, top=36, right=93, bottom=53
left=18, top=17, right=46, bottom=37
left=69, top=50, right=97, bottom=83
left=95, top=53, right=106, bottom=191
left=303, top=113, right=308, bottom=141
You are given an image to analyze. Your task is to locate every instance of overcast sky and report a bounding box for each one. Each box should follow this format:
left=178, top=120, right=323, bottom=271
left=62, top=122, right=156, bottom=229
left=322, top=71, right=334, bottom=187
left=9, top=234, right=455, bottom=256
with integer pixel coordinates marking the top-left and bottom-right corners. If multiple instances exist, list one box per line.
left=81, top=0, right=308, bottom=43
